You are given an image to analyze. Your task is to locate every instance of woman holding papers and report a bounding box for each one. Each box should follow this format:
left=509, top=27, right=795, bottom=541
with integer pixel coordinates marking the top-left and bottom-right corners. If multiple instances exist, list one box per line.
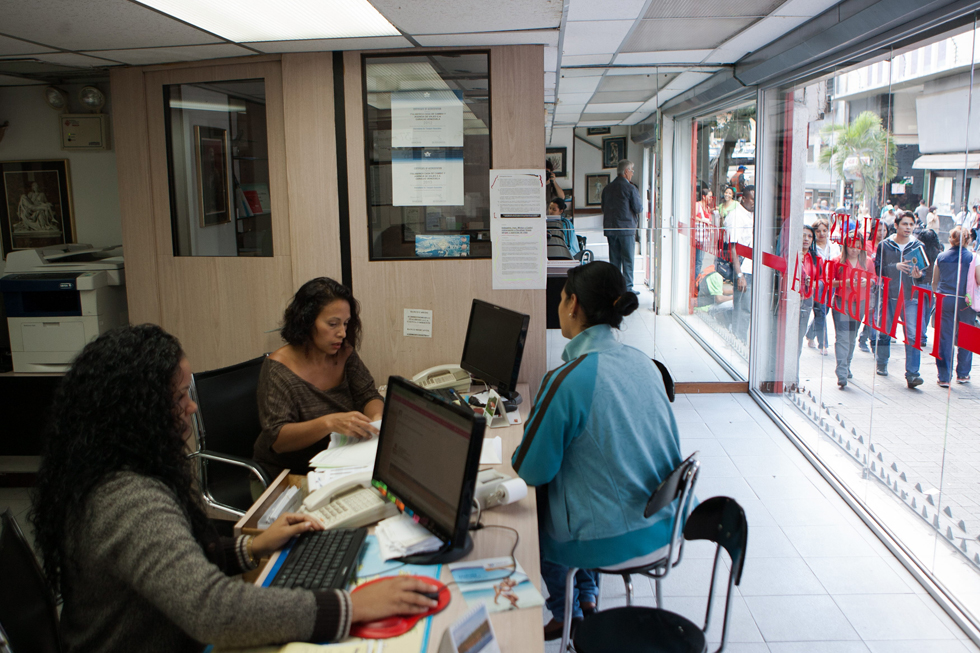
left=254, top=278, right=384, bottom=477
left=510, top=261, right=684, bottom=640
left=29, top=324, right=437, bottom=653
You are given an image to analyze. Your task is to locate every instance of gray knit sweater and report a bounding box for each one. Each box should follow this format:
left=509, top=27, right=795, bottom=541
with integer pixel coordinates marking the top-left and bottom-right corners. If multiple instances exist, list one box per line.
left=60, top=472, right=351, bottom=652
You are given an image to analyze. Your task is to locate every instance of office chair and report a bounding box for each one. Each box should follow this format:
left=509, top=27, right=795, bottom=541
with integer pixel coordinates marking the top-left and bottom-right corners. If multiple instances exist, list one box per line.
left=652, top=358, right=675, bottom=402
left=559, top=453, right=701, bottom=651
left=570, top=496, right=747, bottom=653
left=187, top=355, right=272, bottom=520
left=0, top=510, right=63, bottom=653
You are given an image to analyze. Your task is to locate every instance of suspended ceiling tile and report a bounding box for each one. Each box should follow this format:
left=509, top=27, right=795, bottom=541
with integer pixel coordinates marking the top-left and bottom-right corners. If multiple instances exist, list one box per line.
left=0, top=35, right=57, bottom=56
left=0, top=0, right=222, bottom=51
left=249, top=36, right=411, bottom=52
left=596, top=74, right=666, bottom=93
left=614, top=50, right=712, bottom=65
left=0, top=74, right=44, bottom=85
left=591, top=89, right=655, bottom=103
left=83, top=44, right=254, bottom=65
left=644, top=0, right=785, bottom=19
left=555, top=103, right=585, bottom=112
left=415, top=30, right=558, bottom=47
left=578, top=111, right=631, bottom=120
left=702, top=14, right=810, bottom=61
left=560, top=54, right=614, bottom=66
left=558, top=76, right=603, bottom=93
left=621, top=111, right=649, bottom=125
left=562, top=20, right=633, bottom=56
left=370, top=0, right=562, bottom=35
left=622, top=18, right=757, bottom=52
left=560, top=68, right=610, bottom=78
left=663, top=71, right=716, bottom=91
left=577, top=119, right=624, bottom=126
left=773, top=0, right=843, bottom=16
left=31, top=52, right=122, bottom=67
left=545, top=46, right=558, bottom=71
left=545, top=71, right=556, bottom=88
left=649, top=86, right=685, bottom=105
left=567, top=0, right=648, bottom=21
left=583, top=102, right=642, bottom=113
left=607, top=67, right=675, bottom=76
left=557, top=91, right=597, bottom=103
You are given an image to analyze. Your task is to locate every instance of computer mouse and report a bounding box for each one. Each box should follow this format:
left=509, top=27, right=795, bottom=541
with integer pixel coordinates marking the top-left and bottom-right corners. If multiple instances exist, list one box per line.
left=468, top=396, right=485, bottom=407
left=414, top=589, right=442, bottom=601
left=349, top=576, right=450, bottom=639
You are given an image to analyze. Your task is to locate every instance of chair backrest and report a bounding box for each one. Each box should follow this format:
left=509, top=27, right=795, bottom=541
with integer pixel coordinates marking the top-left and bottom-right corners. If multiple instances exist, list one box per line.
left=652, top=359, right=675, bottom=402
left=191, top=355, right=266, bottom=459
left=643, top=453, right=700, bottom=574
left=0, top=510, right=62, bottom=653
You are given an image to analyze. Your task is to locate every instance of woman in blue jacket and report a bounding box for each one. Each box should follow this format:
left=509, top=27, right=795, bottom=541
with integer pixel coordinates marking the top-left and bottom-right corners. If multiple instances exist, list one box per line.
left=511, top=261, right=684, bottom=640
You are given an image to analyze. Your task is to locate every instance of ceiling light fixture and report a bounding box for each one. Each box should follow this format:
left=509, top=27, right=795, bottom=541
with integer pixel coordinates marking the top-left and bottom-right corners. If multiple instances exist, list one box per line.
left=43, top=87, right=69, bottom=111
left=169, top=99, right=247, bottom=113
left=78, top=86, right=106, bottom=112
left=134, top=0, right=400, bottom=42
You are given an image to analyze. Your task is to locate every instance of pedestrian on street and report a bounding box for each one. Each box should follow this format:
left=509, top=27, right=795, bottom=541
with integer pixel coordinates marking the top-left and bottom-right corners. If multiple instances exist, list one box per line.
left=601, top=159, right=642, bottom=293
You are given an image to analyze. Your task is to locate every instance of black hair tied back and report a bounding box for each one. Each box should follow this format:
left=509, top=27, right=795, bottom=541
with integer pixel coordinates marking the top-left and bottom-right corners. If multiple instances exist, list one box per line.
left=614, top=291, right=639, bottom=317
left=564, top=261, right=636, bottom=330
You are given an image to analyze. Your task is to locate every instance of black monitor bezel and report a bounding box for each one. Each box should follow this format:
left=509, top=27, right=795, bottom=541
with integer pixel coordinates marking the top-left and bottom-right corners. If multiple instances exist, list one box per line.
left=459, top=299, right=530, bottom=397
left=372, top=375, right=486, bottom=549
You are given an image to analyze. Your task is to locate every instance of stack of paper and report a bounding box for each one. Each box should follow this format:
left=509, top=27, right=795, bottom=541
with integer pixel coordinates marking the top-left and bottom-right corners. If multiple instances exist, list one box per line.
left=375, top=513, right=443, bottom=561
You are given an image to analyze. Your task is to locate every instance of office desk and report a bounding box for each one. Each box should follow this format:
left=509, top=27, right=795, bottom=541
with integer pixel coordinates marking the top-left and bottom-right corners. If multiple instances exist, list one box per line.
left=250, top=383, right=544, bottom=652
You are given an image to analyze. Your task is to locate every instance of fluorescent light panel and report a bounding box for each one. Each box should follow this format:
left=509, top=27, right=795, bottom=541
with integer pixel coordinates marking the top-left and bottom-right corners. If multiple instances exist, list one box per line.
left=135, top=0, right=399, bottom=42
left=170, top=99, right=247, bottom=112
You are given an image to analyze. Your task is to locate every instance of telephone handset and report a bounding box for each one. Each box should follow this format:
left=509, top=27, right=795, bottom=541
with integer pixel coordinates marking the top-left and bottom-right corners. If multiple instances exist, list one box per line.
left=411, top=364, right=471, bottom=392
left=301, top=472, right=397, bottom=529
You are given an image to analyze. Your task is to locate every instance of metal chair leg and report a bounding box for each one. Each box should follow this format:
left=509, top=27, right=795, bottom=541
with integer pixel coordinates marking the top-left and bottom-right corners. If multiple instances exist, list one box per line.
left=561, top=567, right=578, bottom=652
left=622, top=573, right=633, bottom=607
left=655, top=578, right=663, bottom=609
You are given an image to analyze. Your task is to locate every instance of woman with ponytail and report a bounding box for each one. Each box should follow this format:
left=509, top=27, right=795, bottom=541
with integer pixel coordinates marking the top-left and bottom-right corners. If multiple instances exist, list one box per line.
left=511, top=261, right=684, bottom=640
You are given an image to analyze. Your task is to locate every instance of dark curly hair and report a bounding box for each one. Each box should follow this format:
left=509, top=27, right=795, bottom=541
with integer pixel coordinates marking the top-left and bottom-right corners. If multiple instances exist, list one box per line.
left=29, top=324, right=212, bottom=595
left=564, top=261, right=638, bottom=329
left=280, top=277, right=362, bottom=351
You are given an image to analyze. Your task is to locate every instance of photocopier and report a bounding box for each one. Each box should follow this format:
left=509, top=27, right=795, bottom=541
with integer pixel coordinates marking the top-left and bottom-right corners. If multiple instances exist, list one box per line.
left=1, top=244, right=128, bottom=373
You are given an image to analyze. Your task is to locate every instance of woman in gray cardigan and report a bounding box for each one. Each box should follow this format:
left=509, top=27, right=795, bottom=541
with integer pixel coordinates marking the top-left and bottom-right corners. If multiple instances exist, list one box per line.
left=29, top=324, right=436, bottom=653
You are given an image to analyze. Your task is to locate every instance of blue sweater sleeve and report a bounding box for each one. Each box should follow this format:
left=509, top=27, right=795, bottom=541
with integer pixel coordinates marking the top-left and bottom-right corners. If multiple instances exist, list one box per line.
left=511, top=355, right=594, bottom=487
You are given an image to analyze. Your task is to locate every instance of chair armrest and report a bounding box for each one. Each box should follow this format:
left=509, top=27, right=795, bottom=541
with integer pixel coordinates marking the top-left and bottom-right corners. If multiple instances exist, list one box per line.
left=186, top=450, right=271, bottom=488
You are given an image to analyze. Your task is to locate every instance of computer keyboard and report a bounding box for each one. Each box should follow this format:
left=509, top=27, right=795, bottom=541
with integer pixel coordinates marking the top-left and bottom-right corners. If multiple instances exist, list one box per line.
left=268, top=528, right=367, bottom=591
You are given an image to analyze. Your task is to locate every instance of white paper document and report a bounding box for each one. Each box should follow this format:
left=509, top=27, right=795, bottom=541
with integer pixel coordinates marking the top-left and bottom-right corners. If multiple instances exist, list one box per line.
left=392, top=148, right=464, bottom=206
left=489, top=169, right=547, bottom=290
left=308, top=421, right=382, bottom=468
left=391, top=90, right=464, bottom=148
left=375, top=513, right=443, bottom=560
left=480, top=436, right=502, bottom=464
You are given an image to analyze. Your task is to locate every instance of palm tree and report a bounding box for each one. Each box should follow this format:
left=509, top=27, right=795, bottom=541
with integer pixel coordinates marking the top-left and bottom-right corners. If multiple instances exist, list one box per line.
left=820, top=110, right=897, bottom=214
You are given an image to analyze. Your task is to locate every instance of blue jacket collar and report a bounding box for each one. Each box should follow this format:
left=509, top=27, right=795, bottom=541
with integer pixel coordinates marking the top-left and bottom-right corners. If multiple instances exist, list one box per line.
left=562, top=324, right=619, bottom=362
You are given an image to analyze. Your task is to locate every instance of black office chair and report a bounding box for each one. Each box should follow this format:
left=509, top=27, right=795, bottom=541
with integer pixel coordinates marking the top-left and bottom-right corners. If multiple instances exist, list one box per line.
left=0, top=510, right=62, bottom=653
left=187, top=355, right=272, bottom=520
left=653, top=358, right=675, bottom=403
left=571, top=496, right=748, bottom=653
left=559, top=453, right=701, bottom=651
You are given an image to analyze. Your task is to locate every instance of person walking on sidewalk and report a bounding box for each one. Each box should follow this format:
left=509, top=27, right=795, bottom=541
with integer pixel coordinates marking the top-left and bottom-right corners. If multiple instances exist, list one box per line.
left=805, top=218, right=840, bottom=355
left=859, top=220, right=889, bottom=352
left=601, top=159, right=642, bottom=293
left=932, top=226, right=979, bottom=387
left=874, top=212, right=929, bottom=388
left=832, top=234, right=875, bottom=388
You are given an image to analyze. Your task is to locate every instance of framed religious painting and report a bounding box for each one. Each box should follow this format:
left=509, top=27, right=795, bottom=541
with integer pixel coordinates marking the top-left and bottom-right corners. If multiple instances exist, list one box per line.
left=602, top=137, right=627, bottom=169
left=585, top=173, right=609, bottom=206
left=194, top=125, right=233, bottom=227
left=546, top=147, right=567, bottom=178
left=0, top=159, right=75, bottom=255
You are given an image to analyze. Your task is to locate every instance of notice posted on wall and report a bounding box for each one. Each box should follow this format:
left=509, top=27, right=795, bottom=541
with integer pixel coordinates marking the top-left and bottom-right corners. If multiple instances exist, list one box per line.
left=391, top=90, right=464, bottom=148
left=489, top=169, right=546, bottom=290
left=392, top=148, right=464, bottom=206
left=403, top=308, right=433, bottom=338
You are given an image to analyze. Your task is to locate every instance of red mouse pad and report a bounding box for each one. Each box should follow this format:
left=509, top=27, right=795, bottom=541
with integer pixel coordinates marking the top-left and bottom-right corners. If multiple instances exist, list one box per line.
left=349, top=575, right=450, bottom=639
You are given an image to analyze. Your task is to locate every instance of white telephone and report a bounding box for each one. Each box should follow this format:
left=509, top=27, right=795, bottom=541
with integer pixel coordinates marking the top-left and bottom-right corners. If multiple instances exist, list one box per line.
left=301, top=472, right=397, bottom=530
left=412, top=364, right=471, bottom=392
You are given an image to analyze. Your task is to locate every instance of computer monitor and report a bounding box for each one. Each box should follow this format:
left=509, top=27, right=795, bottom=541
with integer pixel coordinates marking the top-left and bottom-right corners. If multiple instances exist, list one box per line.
left=460, top=299, right=530, bottom=406
left=372, top=375, right=486, bottom=564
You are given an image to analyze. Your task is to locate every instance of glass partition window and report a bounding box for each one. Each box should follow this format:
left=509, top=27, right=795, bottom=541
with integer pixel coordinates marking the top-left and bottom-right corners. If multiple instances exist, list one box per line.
left=364, top=52, right=491, bottom=260
left=754, top=21, right=980, bottom=625
left=164, top=79, right=272, bottom=257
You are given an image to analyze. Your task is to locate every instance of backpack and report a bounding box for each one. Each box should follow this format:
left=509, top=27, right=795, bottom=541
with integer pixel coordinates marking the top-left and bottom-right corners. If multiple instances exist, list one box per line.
left=967, top=252, right=980, bottom=309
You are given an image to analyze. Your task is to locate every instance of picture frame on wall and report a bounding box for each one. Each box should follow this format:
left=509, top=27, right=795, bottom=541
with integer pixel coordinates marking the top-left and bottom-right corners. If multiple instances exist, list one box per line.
left=585, top=173, right=609, bottom=206
left=546, top=147, right=567, bottom=178
left=0, top=159, right=75, bottom=256
left=194, top=125, right=233, bottom=228
left=587, top=127, right=611, bottom=135
left=602, top=136, right=627, bottom=169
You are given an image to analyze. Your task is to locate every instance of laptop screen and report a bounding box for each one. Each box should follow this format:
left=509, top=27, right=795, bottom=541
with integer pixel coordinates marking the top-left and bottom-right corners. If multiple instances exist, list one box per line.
left=373, top=376, right=485, bottom=543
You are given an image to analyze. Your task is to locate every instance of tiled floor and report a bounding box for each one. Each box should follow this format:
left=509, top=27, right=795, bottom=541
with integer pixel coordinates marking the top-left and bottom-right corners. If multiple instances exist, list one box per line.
left=541, top=392, right=980, bottom=652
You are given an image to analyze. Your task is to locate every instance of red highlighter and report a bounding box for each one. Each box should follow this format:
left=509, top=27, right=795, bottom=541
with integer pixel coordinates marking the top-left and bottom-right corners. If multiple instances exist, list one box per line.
left=349, top=576, right=450, bottom=639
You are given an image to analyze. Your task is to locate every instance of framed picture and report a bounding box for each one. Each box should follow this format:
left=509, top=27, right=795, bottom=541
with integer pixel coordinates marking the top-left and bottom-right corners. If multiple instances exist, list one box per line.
left=546, top=147, right=567, bottom=178
left=194, top=125, right=233, bottom=227
left=0, top=159, right=75, bottom=255
left=603, top=137, right=627, bottom=169
left=587, top=127, right=611, bottom=135
left=585, top=173, right=609, bottom=206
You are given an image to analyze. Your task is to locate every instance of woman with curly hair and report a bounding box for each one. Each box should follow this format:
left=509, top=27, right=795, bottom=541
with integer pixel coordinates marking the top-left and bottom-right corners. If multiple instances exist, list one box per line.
left=254, top=278, right=384, bottom=477
left=29, top=324, right=436, bottom=653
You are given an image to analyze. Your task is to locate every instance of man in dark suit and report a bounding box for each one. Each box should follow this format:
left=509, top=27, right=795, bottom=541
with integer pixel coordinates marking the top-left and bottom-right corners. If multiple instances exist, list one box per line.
left=601, top=159, right=642, bottom=293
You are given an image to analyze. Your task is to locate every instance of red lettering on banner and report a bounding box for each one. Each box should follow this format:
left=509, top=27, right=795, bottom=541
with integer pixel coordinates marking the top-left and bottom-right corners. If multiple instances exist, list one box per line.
left=958, top=322, right=980, bottom=355
left=932, top=292, right=945, bottom=359
left=845, top=268, right=865, bottom=321
left=910, top=286, right=932, bottom=351
left=888, top=293, right=907, bottom=340
left=791, top=258, right=801, bottom=292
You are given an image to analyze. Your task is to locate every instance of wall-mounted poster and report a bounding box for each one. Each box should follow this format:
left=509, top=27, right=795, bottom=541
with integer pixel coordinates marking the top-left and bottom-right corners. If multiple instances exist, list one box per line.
left=391, top=148, right=464, bottom=206
left=587, top=127, right=611, bottom=135
left=585, top=173, right=609, bottom=206
left=602, top=136, right=627, bottom=169
left=546, top=147, right=567, bottom=178
left=0, top=159, right=75, bottom=255
left=391, top=90, right=464, bottom=148
left=194, top=125, right=233, bottom=227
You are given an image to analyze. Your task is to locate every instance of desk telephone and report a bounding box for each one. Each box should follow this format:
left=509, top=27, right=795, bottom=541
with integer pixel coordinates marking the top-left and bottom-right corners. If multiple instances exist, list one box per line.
left=301, top=472, right=397, bottom=530
left=411, top=364, right=471, bottom=392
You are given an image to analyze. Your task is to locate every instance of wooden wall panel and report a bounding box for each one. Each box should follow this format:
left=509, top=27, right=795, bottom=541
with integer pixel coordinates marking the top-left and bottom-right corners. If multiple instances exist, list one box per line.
left=110, top=66, right=162, bottom=325
left=140, top=60, right=294, bottom=371
left=344, top=47, right=547, bottom=397
left=281, top=53, right=343, bottom=287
